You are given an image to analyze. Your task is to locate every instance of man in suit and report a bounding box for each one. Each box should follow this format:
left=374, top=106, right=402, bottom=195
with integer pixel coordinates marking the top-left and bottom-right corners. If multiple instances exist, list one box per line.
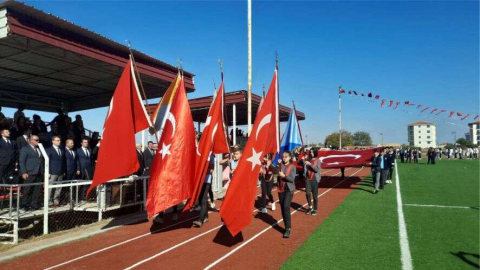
left=0, top=129, right=17, bottom=190
left=370, top=150, right=381, bottom=194
left=77, top=138, right=93, bottom=180
left=143, top=141, right=155, bottom=175
left=15, top=129, right=31, bottom=150
left=77, top=138, right=93, bottom=200
left=64, top=139, right=80, bottom=181
left=19, top=135, right=44, bottom=210
left=379, top=149, right=390, bottom=190
left=135, top=144, right=145, bottom=176
left=47, top=136, right=65, bottom=206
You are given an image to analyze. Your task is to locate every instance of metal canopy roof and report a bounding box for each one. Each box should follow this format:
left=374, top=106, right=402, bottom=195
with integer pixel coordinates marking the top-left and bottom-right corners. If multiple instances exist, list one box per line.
left=147, top=90, right=306, bottom=126
left=0, top=0, right=195, bottom=112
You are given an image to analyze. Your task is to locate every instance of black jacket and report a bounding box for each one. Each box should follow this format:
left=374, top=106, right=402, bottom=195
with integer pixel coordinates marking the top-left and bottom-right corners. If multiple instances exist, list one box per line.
left=19, top=145, right=44, bottom=175
left=0, top=138, right=17, bottom=166
left=47, top=146, right=65, bottom=175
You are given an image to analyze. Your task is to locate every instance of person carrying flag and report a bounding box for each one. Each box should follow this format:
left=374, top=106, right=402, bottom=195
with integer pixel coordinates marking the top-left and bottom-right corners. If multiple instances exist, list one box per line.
left=277, top=151, right=296, bottom=238
left=300, top=149, right=321, bottom=215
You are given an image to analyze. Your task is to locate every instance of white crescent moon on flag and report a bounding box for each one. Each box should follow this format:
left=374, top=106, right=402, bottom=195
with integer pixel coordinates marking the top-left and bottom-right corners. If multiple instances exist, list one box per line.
left=166, top=112, right=176, bottom=138
left=211, top=123, right=218, bottom=142
left=256, top=114, right=272, bottom=140
left=205, top=116, right=212, bottom=127
left=319, top=154, right=361, bottom=162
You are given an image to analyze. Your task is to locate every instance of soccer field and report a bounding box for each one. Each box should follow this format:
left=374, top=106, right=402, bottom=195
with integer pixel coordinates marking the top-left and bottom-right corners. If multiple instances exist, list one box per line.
left=283, top=159, right=479, bottom=269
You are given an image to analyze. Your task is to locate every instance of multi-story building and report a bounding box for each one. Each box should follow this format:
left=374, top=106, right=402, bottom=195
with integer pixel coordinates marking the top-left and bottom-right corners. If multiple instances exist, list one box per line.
left=468, top=121, right=480, bottom=145
left=408, top=121, right=437, bottom=148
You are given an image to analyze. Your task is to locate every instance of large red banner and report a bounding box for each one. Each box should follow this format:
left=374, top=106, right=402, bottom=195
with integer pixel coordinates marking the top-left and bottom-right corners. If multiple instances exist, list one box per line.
left=317, top=147, right=383, bottom=169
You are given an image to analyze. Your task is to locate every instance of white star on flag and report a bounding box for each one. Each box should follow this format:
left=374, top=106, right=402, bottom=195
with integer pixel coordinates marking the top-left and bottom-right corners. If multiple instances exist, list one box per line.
left=246, top=148, right=263, bottom=171
left=159, top=143, right=172, bottom=159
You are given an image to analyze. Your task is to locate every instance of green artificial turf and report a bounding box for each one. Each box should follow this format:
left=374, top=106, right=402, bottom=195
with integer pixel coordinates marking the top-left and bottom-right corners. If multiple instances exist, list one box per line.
left=282, top=159, right=479, bottom=270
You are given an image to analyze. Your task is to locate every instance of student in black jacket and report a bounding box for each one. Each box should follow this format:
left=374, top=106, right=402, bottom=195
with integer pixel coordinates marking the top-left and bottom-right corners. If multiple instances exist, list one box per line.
left=370, top=150, right=381, bottom=193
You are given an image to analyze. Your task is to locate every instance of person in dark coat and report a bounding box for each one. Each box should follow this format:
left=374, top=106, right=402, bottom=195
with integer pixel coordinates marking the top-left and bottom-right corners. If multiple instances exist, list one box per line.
left=135, top=144, right=145, bottom=176
left=19, top=135, right=44, bottom=210
left=0, top=129, right=17, bottom=191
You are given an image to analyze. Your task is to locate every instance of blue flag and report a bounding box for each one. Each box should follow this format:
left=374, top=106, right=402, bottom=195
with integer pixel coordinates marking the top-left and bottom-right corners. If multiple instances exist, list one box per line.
left=274, top=108, right=302, bottom=165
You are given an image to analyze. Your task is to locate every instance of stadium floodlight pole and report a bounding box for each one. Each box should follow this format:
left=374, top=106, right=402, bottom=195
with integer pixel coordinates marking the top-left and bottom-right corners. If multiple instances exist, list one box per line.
left=126, top=40, right=159, bottom=144
left=338, top=86, right=342, bottom=149
left=247, top=0, right=252, bottom=135
left=380, top=132, right=384, bottom=145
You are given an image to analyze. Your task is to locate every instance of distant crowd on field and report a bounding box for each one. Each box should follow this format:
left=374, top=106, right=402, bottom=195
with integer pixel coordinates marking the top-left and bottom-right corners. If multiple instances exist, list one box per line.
left=396, top=147, right=478, bottom=164
left=0, top=104, right=102, bottom=210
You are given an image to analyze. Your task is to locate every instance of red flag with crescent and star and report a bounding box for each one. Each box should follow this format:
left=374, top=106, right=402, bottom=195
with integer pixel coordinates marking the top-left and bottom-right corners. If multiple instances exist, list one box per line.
left=86, top=57, right=152, bottom=196
left=146, top=76, right=196, bottom=218
left=183, top=80, right=230, bottom=212
left=220, top=67, right=280, bottom=237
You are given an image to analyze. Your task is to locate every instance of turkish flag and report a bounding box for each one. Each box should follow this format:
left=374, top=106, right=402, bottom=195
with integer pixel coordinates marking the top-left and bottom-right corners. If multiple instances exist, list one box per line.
left=393, top=102, right=401, bottom=110
left=388, top=100, right=394, bottom=107
left=430, top=108, right=438, bottom=114
left=380, top=99, right=386, bottom=107
left=183, top=81, right=229, bottom=212
left=421, top=107, right=430, bottom=113
left=220, top=67, right=280, bottom=236
left=474, top=115, right=479, bottom=120
left=449, top=111, right=455, bottom=117
left=457, top=112, right=463, bottom=117
left=317, top=147, right=382, bottom=169
left=460, top=114, right=471, bottom=121
left=146, top=77, right=196, bottom=218
left=87, top=58, right=151, bottom=196
left=436, top=109, right=446, bottom=115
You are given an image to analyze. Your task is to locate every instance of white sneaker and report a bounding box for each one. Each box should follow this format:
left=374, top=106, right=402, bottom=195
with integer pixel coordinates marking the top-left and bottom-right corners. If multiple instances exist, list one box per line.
left=271, top=201, right=276, bottom=211
left=261, top=208, right=267, bottom=214
left=172, top=213, right=178, bottom=222
left=210, top=202, right=216, bottom=209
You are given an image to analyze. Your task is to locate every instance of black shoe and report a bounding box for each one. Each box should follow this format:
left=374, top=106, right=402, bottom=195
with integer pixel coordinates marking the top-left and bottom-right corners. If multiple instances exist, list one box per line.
left=311, top=210, right=318, bottom=216
left=283, top=229, right=291, bottom=238
left=305, top=208, right=312, bottom=215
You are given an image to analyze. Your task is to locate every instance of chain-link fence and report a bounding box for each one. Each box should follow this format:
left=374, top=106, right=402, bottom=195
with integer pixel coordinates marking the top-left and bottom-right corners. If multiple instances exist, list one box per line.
left=0, top=176, right=148, bottom=244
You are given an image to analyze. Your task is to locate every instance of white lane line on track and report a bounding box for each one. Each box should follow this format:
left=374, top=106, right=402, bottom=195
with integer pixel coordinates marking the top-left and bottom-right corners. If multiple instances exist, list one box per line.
left=203, top=167, right=364, bottom=270
left=45, top=169, right=337, bottom=270
left=122, top=169, right=349, bottom=270
left=403, top=204, right=477, bottom=209
left=395, top=161, right=414, bottom=270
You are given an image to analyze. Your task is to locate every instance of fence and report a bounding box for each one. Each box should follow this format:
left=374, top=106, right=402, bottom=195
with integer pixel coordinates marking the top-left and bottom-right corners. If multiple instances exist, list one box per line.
left=0, top=144, right=225, bottom=245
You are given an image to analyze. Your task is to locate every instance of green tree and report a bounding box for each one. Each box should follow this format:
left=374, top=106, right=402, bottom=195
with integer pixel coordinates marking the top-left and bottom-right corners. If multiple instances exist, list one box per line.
left=456, top=138, right=472, bottom=148
left=324, top=131, right=354, bottom=149
left=444, top=143, right=454, bottom=149
left=352, top=131, right=373, bottom=146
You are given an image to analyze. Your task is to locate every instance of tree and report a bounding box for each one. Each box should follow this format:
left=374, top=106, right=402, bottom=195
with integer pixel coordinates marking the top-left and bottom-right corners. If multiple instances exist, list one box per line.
left=444, top=143, right=454, bottom=149
left=324, top=131, right=354, bottom=149
left=456, top=138, right=472, bottom=148
left=352, top=131, right=373, bottom=146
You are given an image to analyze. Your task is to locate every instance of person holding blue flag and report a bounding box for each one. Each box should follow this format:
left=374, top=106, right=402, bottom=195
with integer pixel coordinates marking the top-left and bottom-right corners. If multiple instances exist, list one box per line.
left=274, top=107, right=303, bottom=166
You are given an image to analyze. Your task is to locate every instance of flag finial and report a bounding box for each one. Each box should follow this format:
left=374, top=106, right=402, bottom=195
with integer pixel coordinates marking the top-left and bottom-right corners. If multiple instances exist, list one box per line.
left=218, top=59, right=224, bottom=81
left=275, top=51, right=279, bottom=69
left=125, top=40, right=131, bottom=48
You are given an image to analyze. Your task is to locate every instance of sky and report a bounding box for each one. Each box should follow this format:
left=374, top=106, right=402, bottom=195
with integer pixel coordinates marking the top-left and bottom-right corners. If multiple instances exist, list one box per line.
left=3, top=0, right=479, bottom=145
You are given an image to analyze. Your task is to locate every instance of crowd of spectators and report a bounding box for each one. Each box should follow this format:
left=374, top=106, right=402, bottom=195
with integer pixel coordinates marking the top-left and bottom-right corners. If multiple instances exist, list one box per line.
left=0, top=103, right=101, bottom=210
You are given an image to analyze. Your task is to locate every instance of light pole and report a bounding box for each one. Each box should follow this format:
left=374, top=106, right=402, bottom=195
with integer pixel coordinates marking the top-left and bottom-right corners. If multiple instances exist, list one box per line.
left=380, top=132, right=384, bottom=145
left=305, top=135, right=309, bottom=147
left=452, top=131, right=457, bottom=146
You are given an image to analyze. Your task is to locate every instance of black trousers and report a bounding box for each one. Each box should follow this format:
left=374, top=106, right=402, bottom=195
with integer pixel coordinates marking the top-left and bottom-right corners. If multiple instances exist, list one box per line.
left=278, top=187, right=293, bottom=229
left=208, top=184, right=214, bottom=204
left=199, top=182, right=211, bottom=221
left=400, top=155, right=405, bottom=163
left=21, top=173, right=43, bottom=209
left=305, top=179, right=318, bottom=210
left=0, top=162, right=15, bottom=185
left=260, top=175, right=274, bottom=208
left=388, top=167, right=394, bottom=180
left=380, top=169, right=389, bottom=189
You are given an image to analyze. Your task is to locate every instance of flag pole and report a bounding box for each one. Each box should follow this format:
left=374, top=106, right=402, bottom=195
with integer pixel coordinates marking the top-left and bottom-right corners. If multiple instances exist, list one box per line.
left=126, top=40, right=159, bottom=143
left=247, top=0, right=252, bottom=135
left=292, top=100, right=304, bottom=146
left=219, top=59, right=233, bottom=152
left=338, top=85, right=342, bottom=149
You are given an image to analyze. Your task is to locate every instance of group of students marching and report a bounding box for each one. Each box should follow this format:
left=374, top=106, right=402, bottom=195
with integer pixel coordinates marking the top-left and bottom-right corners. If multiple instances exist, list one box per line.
left=370, top=147, right=395, bottom=194
left=179, top=145, right=323, bottom=238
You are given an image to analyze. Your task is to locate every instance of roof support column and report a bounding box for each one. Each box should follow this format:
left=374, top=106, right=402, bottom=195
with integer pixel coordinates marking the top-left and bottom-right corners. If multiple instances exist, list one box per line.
left=233, top=103, right=236, bottom=145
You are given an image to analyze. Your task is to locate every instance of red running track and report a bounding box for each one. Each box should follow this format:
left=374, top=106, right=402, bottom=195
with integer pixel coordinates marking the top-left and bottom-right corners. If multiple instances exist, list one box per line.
left=0, top=167, right=370, bottom=270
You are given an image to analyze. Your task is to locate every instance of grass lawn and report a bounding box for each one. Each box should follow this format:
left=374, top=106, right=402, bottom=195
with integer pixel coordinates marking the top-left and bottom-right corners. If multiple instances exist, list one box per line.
left=282, top=159, right=479, bottom=270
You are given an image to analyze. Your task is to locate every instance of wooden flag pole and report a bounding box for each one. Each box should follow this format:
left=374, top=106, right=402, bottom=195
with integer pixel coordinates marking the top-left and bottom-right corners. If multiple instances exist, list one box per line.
left=126, top=40, right=159, bottom=144
left=292, top=100, right=304, bottom=146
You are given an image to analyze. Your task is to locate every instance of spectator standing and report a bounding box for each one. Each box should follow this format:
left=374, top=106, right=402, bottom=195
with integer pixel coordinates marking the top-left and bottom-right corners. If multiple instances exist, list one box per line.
left=47, top=136, right=65, bottom=206
left=15, top=129, right=31, bottom=150
left=32, top=114, right=47, bottom=136
left=142, top=141, right=155, bottom=175
left=64, top=139, right=80, bottom=181
left=13, top=103, right=26, bottom=125
left=135, top=144, right=145, bottom=176
left=0, top=129, right=17, bottom=189
left=370, top=150, right=381, bottom=194
left=19, top=135, right=44, bottom=210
